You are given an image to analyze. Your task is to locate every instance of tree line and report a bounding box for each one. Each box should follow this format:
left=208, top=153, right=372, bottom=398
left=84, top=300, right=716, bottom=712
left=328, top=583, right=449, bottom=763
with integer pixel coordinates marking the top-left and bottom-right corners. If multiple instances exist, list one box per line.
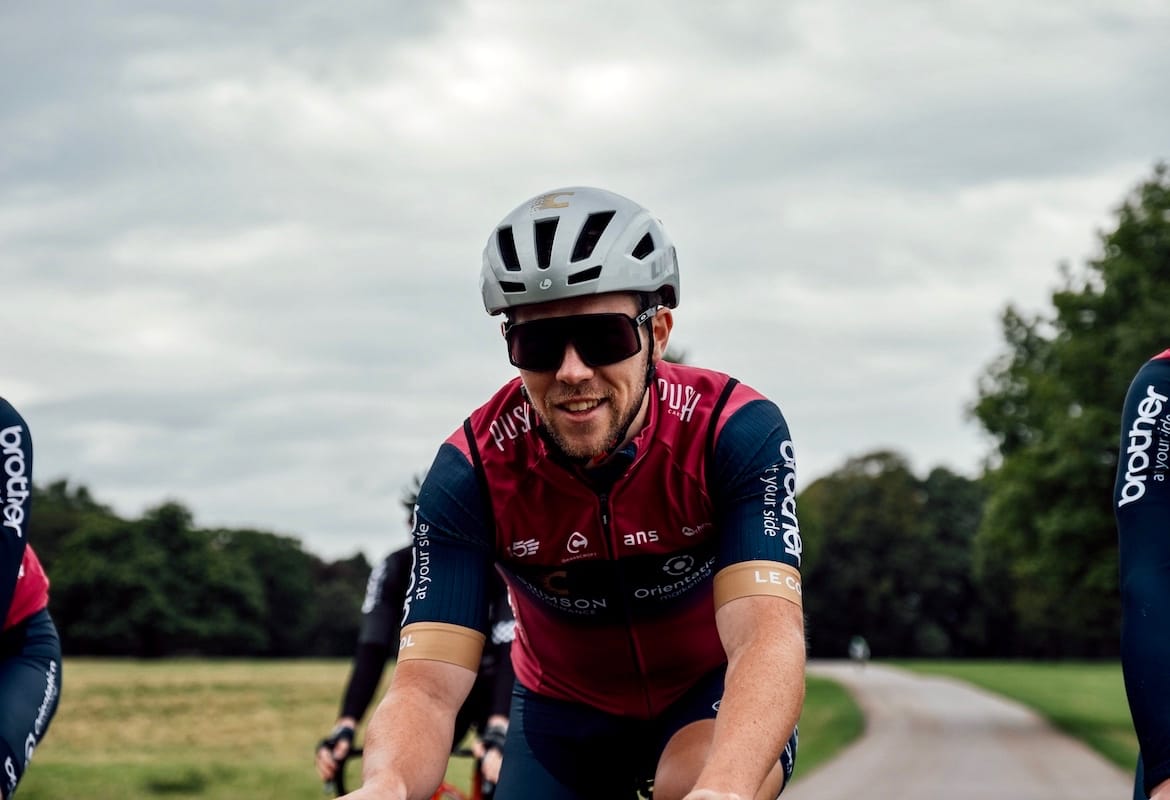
left=30, top=482, right=372, bottom=657
left=28, top=162, right=1169, bottom=660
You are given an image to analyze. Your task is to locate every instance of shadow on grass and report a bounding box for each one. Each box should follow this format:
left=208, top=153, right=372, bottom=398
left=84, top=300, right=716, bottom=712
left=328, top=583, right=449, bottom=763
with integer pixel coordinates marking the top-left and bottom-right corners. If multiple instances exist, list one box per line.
left=142, top=766, right=213, bottom=795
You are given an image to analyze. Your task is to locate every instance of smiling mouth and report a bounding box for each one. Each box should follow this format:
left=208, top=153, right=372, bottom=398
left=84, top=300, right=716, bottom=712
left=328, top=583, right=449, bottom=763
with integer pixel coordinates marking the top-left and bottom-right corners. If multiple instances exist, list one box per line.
left=559, top=398, right=603, bottom=413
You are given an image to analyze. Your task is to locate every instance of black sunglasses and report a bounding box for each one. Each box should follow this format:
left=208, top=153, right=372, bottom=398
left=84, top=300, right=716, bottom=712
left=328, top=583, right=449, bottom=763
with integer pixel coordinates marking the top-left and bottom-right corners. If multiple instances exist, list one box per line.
left=504, top=308, right=658, bottom=372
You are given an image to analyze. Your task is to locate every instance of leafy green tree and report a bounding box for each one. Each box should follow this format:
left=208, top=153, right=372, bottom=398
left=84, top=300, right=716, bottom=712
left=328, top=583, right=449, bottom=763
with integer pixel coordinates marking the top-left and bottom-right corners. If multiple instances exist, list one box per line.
left=216, top=529, right=320, bottom=656
left=193, top=533, right=269, bottom=655
left=50, top=501, right=265, bottom=656
left=50, top=514, right=178, bottom=656
left=41, top=482, right=370, bottom=656
left=918, top=467, right=988, bottom=655
left=29, top=479, right=115, bottom=570
left=970, top=163, right=1170, bottom=656
left=799, top=451, right=984, bottom=658
left=307, top=552, right=371, bottom=656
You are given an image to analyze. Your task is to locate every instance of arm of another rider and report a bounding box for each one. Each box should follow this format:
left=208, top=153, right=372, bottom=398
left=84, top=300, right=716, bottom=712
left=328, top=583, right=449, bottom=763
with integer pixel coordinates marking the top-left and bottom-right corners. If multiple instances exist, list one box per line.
left=476, top=580, right=516, bottom=784
left=318, top=548, right=412, bottom=781
left=1117, top=352, right=1170, bottom=800
left=687, top=594, right=805, bottom=800
left=315, top=640, right=391, bottom=781
left=345, top=658, right=477, bottom=800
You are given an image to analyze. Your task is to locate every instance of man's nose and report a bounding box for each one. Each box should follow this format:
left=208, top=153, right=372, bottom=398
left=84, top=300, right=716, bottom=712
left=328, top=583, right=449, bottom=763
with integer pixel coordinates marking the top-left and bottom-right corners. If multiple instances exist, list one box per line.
left=556, top=343, right=594, bottom=383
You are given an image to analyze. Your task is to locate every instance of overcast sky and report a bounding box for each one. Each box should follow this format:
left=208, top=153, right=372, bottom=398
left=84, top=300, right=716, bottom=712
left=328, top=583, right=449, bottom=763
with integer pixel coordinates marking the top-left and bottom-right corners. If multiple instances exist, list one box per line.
left=4, top=1, right=1167, bottom=561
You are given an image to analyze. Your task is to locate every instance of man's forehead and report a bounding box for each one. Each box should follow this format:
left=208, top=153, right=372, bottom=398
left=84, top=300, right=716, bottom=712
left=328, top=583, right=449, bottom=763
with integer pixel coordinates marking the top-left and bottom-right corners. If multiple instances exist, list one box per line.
left=512, top=292, right=639, bottom=323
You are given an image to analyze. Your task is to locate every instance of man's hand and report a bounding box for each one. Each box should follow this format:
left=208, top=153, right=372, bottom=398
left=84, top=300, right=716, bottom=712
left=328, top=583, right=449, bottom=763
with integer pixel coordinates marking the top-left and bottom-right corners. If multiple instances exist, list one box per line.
left=475, top=715, right=508, bottom=786
left=315, top=718, right=357, bottom=781
left=682, top=792, right=746, bottom=800
left=1151, top=777, right=1170, bottom=800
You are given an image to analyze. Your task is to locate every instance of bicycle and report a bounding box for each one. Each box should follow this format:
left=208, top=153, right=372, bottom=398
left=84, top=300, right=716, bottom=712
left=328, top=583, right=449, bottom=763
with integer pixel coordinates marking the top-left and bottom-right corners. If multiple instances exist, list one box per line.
left=325, top=743, right=493, bottom=799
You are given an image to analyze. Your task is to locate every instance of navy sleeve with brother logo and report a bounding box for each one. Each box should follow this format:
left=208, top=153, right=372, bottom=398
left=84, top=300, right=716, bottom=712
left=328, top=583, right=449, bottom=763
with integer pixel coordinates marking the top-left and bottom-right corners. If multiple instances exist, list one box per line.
left=708, top=397, right=803, bottom=609
left=1115, top=350, right=1170, bottom=797
left=0, top=398, right=31, bottom=623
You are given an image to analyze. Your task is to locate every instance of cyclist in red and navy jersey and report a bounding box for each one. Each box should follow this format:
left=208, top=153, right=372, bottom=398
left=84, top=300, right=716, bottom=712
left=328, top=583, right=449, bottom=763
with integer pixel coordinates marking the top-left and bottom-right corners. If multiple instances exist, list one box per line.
left=0, top=398, right=62, bottom=800
left=1115, top=349, right=1170, bottom=800
left=346, top=187, right=805, bottom=800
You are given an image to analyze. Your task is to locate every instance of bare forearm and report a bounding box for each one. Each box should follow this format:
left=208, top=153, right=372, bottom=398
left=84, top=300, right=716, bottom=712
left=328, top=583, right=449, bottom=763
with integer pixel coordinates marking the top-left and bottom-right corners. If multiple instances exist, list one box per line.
left=690, top=594, right=805, bottom=799
left=360, top=690, right=451, bottom=798
left=357, top=662, right=473, bottom=800
left=696, top=638, right=803, bottom=796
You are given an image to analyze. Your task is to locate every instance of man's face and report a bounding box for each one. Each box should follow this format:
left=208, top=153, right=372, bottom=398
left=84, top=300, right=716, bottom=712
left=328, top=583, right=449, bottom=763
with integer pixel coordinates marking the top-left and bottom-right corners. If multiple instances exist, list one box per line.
left=509, top=292, right=672, bottom=460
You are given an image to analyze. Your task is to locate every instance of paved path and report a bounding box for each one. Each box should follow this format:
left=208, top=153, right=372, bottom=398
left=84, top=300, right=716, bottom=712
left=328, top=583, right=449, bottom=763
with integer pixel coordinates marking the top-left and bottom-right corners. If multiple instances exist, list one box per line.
left=784, top=661, right=1132, bottom=800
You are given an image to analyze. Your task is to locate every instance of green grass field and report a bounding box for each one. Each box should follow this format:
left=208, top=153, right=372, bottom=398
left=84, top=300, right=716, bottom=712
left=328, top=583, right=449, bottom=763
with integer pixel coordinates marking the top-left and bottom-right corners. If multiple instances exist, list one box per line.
left=897, top=660, right=1138, bottom=773
left=793, top=675, right=865, bottom=780
left=16, top=659, right=861, bottom=799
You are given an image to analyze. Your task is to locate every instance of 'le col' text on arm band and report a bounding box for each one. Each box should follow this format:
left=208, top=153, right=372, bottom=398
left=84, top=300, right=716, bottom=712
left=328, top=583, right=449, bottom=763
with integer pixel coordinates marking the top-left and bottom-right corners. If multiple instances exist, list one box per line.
left=713, top=560, right=803, bottom=610
left=396, top=622, right=486, bottom=671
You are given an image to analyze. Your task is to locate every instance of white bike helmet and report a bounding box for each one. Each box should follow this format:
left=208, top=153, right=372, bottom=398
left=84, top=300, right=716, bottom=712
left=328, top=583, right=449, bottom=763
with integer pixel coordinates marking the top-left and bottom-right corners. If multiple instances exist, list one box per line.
left=481, top=186, right=680, bottom=316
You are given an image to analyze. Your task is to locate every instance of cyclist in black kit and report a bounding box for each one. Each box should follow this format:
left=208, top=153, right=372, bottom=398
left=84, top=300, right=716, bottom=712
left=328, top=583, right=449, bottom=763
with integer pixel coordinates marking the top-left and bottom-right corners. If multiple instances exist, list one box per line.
left=316, top=544, right=515, bottom=789
left=1115, top=348, right=1170, bottom=800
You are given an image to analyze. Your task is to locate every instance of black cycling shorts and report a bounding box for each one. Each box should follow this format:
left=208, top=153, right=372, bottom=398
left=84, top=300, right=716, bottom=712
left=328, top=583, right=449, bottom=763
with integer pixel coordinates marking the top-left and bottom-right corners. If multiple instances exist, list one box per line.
left=494, top=664, right=797, bottom=799
left=0, top=610, right=62, bottom=800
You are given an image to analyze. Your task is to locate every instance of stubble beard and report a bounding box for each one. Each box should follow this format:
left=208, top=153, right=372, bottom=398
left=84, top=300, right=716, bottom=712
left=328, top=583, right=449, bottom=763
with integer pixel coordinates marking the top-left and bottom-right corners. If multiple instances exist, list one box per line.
left=542, top=375, right=648, bottom=461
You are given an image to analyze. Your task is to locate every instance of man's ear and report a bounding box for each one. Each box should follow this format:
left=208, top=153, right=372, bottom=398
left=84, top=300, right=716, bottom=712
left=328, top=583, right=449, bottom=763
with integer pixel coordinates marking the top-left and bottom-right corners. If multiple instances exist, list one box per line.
left=651, top=307, right=674, bottom=361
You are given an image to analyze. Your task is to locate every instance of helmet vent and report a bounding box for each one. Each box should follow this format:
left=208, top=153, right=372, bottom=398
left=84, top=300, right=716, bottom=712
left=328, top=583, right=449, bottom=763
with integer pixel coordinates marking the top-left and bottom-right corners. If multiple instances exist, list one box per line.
left=534, top=219, right=558, bottom=269
left=497, top=227, right=521, bottom=271
left=571, top=211, right=616, bottom=262
left=567, top=265, right=602, bottom=285
left=499, top=280, right=526, bottom=294
left=631, top=232, right=655, bottom=260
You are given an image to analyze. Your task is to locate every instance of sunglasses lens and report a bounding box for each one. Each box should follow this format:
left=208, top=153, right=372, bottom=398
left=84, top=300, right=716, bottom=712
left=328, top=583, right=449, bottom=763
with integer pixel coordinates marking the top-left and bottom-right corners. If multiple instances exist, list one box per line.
left=507, top=314, right=642, bottom=371
left=575, top=316, right=640, bottom=367
left=507, top=321, right=564, bottom=370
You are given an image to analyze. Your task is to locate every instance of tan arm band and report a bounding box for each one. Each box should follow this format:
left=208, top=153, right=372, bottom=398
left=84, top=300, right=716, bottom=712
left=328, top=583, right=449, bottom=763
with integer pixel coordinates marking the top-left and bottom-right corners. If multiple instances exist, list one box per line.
left=397, top=622, right=486, bottom=671
left=713, top=560, right=803, bottom=610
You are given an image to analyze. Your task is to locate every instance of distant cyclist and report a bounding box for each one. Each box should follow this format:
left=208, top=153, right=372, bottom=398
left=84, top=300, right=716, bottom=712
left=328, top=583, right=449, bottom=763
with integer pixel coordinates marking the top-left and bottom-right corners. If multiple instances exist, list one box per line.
left=345, top=187, right=805, bottom=800
left=1115, top=348, right=1170, bottom=800
left=316, top=544, right=515, bottom=791
left=0, top=397, right=62, bottom=799
left=847, top=635, right=870, bottom=668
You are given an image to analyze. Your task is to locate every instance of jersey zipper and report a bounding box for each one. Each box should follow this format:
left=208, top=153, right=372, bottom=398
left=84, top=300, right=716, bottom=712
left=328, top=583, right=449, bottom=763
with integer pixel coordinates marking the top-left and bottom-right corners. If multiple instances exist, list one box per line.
left=597, top=489, right=655, bottom=717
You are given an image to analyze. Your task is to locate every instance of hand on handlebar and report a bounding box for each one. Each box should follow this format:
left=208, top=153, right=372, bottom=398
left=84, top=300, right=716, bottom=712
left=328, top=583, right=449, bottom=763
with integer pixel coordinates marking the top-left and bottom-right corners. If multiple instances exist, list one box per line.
left=316, top=721, right=356, bottom=782
left=476, top=718, right=508, bottom=788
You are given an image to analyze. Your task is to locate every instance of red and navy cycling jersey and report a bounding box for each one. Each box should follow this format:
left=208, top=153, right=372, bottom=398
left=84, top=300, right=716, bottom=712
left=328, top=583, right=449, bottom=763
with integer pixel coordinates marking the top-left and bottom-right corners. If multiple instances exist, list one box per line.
left=1115, top=348, right=1170, bottom=795
left=401, top=361, right=802, bottom=719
